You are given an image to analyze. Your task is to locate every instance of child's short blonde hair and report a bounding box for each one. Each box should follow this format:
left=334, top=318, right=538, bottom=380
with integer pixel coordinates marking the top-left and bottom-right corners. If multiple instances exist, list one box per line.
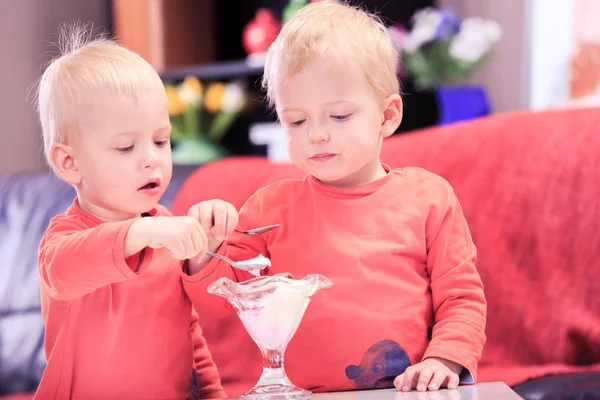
left=36, top=23, right=161, bottom=165
left=262, top=0, right=399, bottom=107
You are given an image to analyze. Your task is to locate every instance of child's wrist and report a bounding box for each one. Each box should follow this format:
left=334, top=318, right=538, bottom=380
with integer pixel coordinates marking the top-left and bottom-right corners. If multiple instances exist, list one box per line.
left=187, top=257, right=211, bottom=275
left=428, top=357, right=462, bottom=374
left=123, top=218, right=150, bottom=258
left=207, top=239, right=224, bottom=253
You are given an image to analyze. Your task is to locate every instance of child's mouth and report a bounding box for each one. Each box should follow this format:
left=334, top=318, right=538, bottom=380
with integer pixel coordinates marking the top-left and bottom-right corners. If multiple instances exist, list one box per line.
left=138, top=180, right=160, bottom=192
left=310, top=153, right=336, bottom=162
left=140, top=182, right=158, bottom=189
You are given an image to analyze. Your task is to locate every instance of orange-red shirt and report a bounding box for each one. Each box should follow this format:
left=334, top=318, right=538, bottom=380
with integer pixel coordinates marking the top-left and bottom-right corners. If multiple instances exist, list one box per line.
left=36, top=199, right=224, bottom=400
left=185, top=166, right=487, bottom=394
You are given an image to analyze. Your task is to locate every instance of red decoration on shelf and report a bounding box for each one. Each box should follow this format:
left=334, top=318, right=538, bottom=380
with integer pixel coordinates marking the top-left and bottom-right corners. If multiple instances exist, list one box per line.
left=242, top=8, right=281, bottom=57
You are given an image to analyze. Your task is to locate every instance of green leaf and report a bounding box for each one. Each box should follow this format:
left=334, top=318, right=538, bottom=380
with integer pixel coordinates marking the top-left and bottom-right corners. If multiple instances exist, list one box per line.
left=208, top=111, right=239, bottom=142
left=182, top=104, right=199, bottom=136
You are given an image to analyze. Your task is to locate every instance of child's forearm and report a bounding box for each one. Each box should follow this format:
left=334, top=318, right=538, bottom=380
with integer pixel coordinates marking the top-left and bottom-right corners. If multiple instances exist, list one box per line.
left=39, top=218, right=148, bottom=301
left=187, top=257, right=211, bottom=275
left=123, top=218, right=150, bottom=259
left=187, top=241, right=224, bottom=275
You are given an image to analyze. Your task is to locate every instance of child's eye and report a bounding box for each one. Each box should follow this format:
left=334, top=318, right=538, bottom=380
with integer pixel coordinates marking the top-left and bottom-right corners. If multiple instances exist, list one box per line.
left=331, top=114, right=351, bottom=121
left=155, top=140, right=170, bottom=147
left=289, top=119, right=306, bottom=127
left=117, top=145, right=134, bottom=153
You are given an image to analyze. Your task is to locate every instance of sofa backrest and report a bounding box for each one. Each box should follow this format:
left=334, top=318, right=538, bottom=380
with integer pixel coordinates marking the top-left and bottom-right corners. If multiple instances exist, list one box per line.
left=0, top=173, right=73, bottom=394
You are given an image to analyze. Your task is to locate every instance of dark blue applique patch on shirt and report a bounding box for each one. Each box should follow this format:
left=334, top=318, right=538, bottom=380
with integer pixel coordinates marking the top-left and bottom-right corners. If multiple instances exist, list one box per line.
left=345, top=340, right=411, bottom=389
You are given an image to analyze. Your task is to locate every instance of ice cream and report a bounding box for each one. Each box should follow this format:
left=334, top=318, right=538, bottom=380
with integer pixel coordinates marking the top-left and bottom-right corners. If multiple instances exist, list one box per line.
left=238, top=279, right=312, bottom=349
left=236, top=254, right=271, bottom=276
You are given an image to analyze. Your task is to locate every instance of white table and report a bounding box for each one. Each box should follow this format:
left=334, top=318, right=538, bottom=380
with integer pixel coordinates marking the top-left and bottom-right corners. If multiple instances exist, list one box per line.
left=228, top=383, right=523, bottom=399
left=309, top=383, right=522, bottom=399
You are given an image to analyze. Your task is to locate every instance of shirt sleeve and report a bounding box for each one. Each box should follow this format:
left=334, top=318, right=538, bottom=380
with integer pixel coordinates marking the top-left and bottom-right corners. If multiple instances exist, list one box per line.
left=421, top=180, right=487, bottom=383
left=183, top=191, right=270, bottom=318
left=189, top=308, right=226, bottom=399
left=38, top=216, right=154, bottom=301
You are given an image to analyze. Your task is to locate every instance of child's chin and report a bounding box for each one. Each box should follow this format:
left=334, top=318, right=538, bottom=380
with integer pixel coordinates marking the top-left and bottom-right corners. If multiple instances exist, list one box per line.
left=314, top=172, right=353, bottom=186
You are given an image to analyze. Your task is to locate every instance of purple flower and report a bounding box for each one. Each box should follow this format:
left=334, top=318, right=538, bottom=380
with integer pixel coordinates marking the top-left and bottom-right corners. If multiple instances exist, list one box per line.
left=434, top=7, right=460, bottom=41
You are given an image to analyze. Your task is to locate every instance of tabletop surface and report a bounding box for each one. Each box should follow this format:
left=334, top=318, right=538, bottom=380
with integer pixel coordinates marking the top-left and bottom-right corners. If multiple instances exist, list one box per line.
left=228, top=382, right=523, bottom=400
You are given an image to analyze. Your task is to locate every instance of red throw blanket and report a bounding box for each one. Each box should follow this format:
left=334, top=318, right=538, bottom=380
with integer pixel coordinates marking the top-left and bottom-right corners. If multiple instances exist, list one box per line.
left=172, top=108, right=600, bottom=394
left=381, top=107, right=600, bottom=385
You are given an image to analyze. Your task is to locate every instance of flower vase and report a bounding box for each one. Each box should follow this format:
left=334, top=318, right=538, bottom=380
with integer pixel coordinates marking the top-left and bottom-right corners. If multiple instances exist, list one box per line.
left=435, top=84, right=491, bottom=125
left=171, top=137, right=227, bottom=165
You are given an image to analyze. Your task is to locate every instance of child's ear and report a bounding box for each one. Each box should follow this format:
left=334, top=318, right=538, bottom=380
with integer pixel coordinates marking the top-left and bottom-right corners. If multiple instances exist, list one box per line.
left=380, top=94, right=403, bottom=138
left=49, top=143, right=81, bottom=185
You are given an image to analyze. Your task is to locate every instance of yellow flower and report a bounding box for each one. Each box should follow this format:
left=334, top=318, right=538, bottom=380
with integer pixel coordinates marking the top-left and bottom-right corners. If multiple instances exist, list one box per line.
left=179, top=76, right=203, bottom=107
left=165, top=84, right=183, bottom=116
left=204, top=82, right=226, bottom=113
left=221, top=80, right=247, bottom=113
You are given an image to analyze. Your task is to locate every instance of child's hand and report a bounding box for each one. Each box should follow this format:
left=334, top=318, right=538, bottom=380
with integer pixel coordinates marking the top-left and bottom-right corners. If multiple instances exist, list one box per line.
left=188, top=200, right=238, bottom=252
left=131, top=216, right=208, bottom=260
left=394, top=357, right=462, bottom=392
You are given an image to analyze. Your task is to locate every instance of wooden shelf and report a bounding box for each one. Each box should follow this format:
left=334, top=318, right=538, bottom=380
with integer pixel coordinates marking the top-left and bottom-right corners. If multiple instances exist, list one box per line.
left=160, top=58, right=265, bottom=81
left=112, top=0, right=215, bottom=73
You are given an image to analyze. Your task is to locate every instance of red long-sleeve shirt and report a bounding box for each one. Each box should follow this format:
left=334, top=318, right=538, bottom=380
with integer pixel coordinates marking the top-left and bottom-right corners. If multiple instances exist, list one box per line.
left=184, top=165, right=487, bottom=394
left=36, top=199, right=224, bottom=400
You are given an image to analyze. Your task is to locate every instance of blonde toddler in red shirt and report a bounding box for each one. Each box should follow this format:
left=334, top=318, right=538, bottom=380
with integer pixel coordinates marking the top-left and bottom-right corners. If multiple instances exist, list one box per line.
left=185, top=1, right=487, bottom=395
left=34, top=24, right=238, bottom=400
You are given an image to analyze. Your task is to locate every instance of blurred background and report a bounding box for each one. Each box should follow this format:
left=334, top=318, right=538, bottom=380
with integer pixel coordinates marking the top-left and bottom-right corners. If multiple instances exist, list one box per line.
left=1, top=0, right=599, bottom=173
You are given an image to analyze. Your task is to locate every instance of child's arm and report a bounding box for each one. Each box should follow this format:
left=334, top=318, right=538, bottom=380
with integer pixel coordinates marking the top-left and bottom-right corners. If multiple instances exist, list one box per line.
left=38, top=217, right=151, bottom=301
left=422, top=184, right=486, bottom=378
left=189, top=308, right=227, bottom=399
left=39, top=216, right=207, bottom=302
left=395, top=180, right=486, bottom=392
left=182, top=194, right=270, bottom=317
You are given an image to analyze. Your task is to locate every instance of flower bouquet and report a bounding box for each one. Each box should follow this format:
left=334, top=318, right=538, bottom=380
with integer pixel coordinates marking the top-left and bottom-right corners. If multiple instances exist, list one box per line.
left=392, top=7, right=501, bottom=90
left=164, top=76, right=248, bottom=164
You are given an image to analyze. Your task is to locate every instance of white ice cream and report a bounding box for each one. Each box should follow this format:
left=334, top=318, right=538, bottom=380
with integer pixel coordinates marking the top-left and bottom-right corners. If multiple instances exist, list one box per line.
left=236, top=254, right=271, bottom=277
left=238, top=282, right=312, bottom=349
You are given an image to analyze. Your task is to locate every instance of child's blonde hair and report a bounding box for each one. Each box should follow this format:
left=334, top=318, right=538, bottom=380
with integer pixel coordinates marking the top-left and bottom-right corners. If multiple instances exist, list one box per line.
left=36, top=22, right=161, bottom=165
left=262, top=0, right=399, bottom=107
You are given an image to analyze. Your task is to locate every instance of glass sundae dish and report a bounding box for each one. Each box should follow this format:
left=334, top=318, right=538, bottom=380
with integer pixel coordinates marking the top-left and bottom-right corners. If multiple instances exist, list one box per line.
left=207, top=273, right=333, bottom=399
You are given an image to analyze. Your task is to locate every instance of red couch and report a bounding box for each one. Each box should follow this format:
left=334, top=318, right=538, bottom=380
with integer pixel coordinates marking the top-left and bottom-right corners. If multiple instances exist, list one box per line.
left=4, top=108, right=598, bottom=400
left=171, top=108, right=600, bottom=399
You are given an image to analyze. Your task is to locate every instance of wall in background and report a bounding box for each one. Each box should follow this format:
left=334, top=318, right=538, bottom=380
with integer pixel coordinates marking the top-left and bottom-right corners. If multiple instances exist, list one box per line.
left=527, top=0, right=572, bottom=110
left=528, top=0, right=600, bottom=109
left=0, top=0, right=110, bottom=174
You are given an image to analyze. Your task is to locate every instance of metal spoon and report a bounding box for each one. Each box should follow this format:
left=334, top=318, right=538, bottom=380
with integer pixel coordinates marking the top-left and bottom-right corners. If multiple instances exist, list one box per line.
left=234, top=224, right=280, bottom=236
left=206, top=252, right=270, bottom=274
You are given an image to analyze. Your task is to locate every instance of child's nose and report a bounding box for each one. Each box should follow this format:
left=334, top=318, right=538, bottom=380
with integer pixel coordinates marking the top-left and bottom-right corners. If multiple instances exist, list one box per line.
left=143, top=147, right=160, bottom=168
left=309, top=127, right=329, bottom=143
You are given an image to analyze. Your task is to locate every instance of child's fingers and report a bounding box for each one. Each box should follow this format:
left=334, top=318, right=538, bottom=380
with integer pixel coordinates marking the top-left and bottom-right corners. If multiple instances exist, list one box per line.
left=427, top=370, right=447, bottom=391
left=190, top=223, right=207, bottom=257
left=416, top=367, right=433, bottom=392
left=168, top=240, right=186, bottom=260
left=187, top=205, right=200, bottom=220
left=225, top=202, right=239, bottom=238
left=193, top=225, right=208, bottom=263
left=393, top=373, right=404, bottom=390
left=446, top=373, right=460, bottom=390
left=401, top=366, right=419, bottom=391
left=197, top=205, right=214, bottom=236
left=211, top=203, right=228, bottom=240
